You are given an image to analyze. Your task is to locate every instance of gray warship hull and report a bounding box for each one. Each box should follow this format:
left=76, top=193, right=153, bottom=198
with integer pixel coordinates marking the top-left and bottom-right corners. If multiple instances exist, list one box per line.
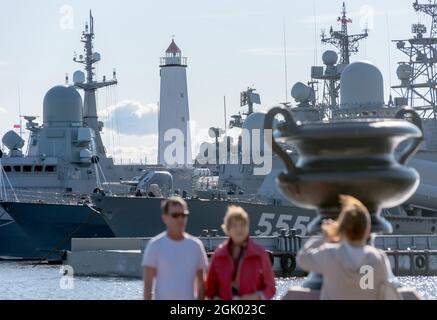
left=91, top=195, right=437, bottom=237
left=0, top=202, right=114, bottom=260
left=0, top=217, right=41, bottom=260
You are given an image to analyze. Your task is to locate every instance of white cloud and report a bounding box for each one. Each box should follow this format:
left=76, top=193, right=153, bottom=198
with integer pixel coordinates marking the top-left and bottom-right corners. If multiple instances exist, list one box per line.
left=243, top=47, right=312, bottom=57
left=99, top=100, right=158, bottom=136
left=0, top=107, right=7, bottom=114
left=103, top=130, right=158, bottom=164
left=0, top=60, right=7, bottom=67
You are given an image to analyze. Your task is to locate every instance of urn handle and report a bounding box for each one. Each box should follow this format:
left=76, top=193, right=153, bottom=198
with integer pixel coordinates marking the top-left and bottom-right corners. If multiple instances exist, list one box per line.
left=264, top=107, right=299, bottom=176
left=395, top=108, right=424, bottom=165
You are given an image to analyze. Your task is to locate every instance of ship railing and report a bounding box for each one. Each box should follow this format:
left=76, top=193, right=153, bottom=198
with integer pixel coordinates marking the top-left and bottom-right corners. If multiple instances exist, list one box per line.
left=0, top=189, right=92, bottom=206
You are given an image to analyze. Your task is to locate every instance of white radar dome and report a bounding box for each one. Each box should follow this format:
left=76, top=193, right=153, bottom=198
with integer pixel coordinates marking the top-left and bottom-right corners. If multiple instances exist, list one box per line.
left=73, top=70, right=86, bottom=84
left=396, top=64, right=413, bottom=80
left=322, top=50, right=338, bottom=66
left=291, top=82, right=315, bottom=103
left=43, top=85, right=83, bottom=124
left=340, top=61, right=384, bottom=109
left=2, top=130, right=25, bottom=150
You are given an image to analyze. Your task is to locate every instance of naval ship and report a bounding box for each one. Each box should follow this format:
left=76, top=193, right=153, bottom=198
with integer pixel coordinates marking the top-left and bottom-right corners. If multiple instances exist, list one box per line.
left=3, top=2, right=437, bottom=260
left=0, top=12, right=192, bottom=260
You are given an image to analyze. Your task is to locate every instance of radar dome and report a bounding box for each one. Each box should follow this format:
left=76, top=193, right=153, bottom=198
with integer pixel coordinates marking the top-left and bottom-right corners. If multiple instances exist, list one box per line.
left=291, top=82, right=315, bottom=103
left=93, top=52, right=101, bottom=62
left=43, top=85, right=83, bottom=124
left=73, top=70, right=85, bottom=84
left=2, top=130, right=25, bottom=150
left=242, top=112, right=266, bottom=132
left=322, top=50, right=338, bottom=66
left=397, top=64, right=413, bottom=80
left=242, top=112, right=265, bottom=151
left=340, top=61, right=384, bottom=109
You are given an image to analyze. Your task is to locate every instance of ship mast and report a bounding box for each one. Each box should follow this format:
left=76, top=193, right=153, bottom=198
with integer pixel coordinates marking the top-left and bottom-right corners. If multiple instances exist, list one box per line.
left=321, top=2, right=369, bottom=65
left=391, top=0, right=437, bottom=120
left=311, top=2, right=369, bottom=119
left=73, top=11, right=117, bottom=156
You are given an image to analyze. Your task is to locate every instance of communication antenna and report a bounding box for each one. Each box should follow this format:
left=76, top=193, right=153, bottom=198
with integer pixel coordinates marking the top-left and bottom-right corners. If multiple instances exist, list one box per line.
left=386, top=13, right=393, bottom=106
left=224, top=96, right=228, bottom=136
left=17, top=84, right=23, bottom=139
left=313, top=0, right=318, bottom=66
left=283, top=17, right=289, bottom=104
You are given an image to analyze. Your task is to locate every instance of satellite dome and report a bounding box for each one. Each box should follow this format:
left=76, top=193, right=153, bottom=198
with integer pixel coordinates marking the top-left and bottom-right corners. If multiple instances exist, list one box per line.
left=43, top=85, right=83, bottom=124
left=291, top=82, right=315, bottom=103
left=340, top=61, right=384, bottom=109
left=93, top=52, right=101, bottom=62
left=242, top=112, right=267, bottom=153
left=397, top=64, right=413, bottom=80
left=73, top=70, right=86, bottom=84
left=2, top=131, right=25, bottom=150
left=242, top=112, right=266, bottom=131
left=322, top=50, right=338, bottom=66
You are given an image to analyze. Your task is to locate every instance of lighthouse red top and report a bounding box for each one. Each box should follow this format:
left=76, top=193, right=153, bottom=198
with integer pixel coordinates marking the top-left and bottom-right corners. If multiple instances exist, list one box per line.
left=166, top=39, right=181, bottom=54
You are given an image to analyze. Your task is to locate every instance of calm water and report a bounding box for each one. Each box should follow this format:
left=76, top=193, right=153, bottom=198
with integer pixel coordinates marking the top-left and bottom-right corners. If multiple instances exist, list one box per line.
left=1, top=262, right=436, bottom=300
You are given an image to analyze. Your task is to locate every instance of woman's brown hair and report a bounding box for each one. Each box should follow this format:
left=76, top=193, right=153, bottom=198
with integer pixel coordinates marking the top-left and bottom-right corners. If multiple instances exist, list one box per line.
left=323, top=195, right=371, bottom=242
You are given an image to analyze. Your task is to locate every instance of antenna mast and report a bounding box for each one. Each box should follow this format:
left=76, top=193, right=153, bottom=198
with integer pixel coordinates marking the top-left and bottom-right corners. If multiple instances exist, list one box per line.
left=72, top=11, right=118, bottom=156
left=283, top=17, right=289, bottom=104
left=321, top=2, right=369, bottom=64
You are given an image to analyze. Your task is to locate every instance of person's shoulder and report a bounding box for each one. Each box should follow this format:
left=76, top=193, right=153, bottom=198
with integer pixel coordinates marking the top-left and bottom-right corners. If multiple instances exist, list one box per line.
left=321, top=242, right=341, bottom=251
left=363, top=245, right=387, bottom=262
left=148, top=232, right=168, bottom=245
left=249, top=239, right=269, bottom=255
left=184, top=233, right=205, bottom=248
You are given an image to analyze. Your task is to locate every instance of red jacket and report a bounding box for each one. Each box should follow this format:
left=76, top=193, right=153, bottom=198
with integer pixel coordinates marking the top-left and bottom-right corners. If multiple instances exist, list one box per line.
left=205, top=237, right=276, bottom=300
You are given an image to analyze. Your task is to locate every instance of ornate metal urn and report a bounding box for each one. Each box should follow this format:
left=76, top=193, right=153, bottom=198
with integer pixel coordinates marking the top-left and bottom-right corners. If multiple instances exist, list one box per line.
left=264, top=107, right=423, bottom=235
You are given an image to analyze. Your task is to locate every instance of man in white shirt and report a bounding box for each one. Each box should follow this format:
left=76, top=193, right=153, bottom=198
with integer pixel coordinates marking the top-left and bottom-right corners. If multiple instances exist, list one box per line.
left=143, top=197, right=208, bottom=300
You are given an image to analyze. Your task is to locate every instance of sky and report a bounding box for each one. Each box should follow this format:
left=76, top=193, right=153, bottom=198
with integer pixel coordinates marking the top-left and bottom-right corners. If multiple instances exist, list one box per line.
left=0, top=0, right=431, bottom=163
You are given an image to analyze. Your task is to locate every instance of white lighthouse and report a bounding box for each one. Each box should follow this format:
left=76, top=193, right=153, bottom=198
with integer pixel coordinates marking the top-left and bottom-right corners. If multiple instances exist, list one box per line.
left=158, top=39, right=192, bottom=166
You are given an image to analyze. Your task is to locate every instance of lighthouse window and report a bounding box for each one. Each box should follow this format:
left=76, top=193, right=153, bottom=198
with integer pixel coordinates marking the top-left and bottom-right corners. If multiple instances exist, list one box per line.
left=180, top=93, right=184, bottom=98
left=13, top=166, right=22, bottom=172
left=23, top=166, right=32, bottom=173
left=45, top=166, right=57, bottom=173
left=3, top=166, right=11, bottom=173
left=34, top=166, right=43, bottom=173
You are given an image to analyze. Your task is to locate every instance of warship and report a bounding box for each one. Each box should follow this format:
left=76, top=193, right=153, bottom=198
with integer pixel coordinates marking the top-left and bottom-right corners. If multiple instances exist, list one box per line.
left=3, top=2, right=437, bottom=260
left=0, top=12, right=192, bottom=259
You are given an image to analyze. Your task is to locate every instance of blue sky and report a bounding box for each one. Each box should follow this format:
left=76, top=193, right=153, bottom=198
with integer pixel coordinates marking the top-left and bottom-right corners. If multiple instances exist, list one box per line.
left=0, top=0, right=428, bottom=163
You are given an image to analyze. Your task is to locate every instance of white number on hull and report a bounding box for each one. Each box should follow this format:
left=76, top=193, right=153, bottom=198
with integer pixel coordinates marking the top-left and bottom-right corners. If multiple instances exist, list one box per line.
left=254, top=213, right=311, bottom=237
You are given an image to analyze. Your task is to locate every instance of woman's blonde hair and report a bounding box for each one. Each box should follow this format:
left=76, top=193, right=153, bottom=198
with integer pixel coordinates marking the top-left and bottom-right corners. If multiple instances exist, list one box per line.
left=323, top=195, right=371, bottom=242
left=221, top=205, right=249, bottom=234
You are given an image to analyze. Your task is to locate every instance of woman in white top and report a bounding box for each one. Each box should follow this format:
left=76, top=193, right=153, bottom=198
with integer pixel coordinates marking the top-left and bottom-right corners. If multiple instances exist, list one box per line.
left=297, top=195, right=401, bottom=300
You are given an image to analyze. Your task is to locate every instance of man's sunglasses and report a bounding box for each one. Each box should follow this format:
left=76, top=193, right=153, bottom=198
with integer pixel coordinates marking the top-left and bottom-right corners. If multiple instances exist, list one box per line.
left=169, top=212, right=189, bottom=219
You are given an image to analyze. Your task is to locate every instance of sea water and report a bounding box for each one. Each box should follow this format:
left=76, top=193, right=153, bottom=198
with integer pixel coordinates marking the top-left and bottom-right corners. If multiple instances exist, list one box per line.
left=0, top=262, right=436, bottom=300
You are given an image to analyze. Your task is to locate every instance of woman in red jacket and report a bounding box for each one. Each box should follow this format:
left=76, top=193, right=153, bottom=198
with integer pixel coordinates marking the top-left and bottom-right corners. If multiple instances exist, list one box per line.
left=205, top=206, right=276, bottom=300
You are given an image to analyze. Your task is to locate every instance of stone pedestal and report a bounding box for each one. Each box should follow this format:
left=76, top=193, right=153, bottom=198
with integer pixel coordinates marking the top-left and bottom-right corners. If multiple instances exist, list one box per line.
left=281, top=286, right=422, bottom=300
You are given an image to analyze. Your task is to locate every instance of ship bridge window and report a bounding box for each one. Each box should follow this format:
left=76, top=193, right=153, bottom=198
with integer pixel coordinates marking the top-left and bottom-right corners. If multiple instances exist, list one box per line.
left=34, top=166, right=43, bottom=173
left=3, top=166, right=11, bottom=173
left=13, top=166, right=22, bottom=172
left=45, top=166, right=57, bottom=173
left=23, top=166, right=32, bottom=173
